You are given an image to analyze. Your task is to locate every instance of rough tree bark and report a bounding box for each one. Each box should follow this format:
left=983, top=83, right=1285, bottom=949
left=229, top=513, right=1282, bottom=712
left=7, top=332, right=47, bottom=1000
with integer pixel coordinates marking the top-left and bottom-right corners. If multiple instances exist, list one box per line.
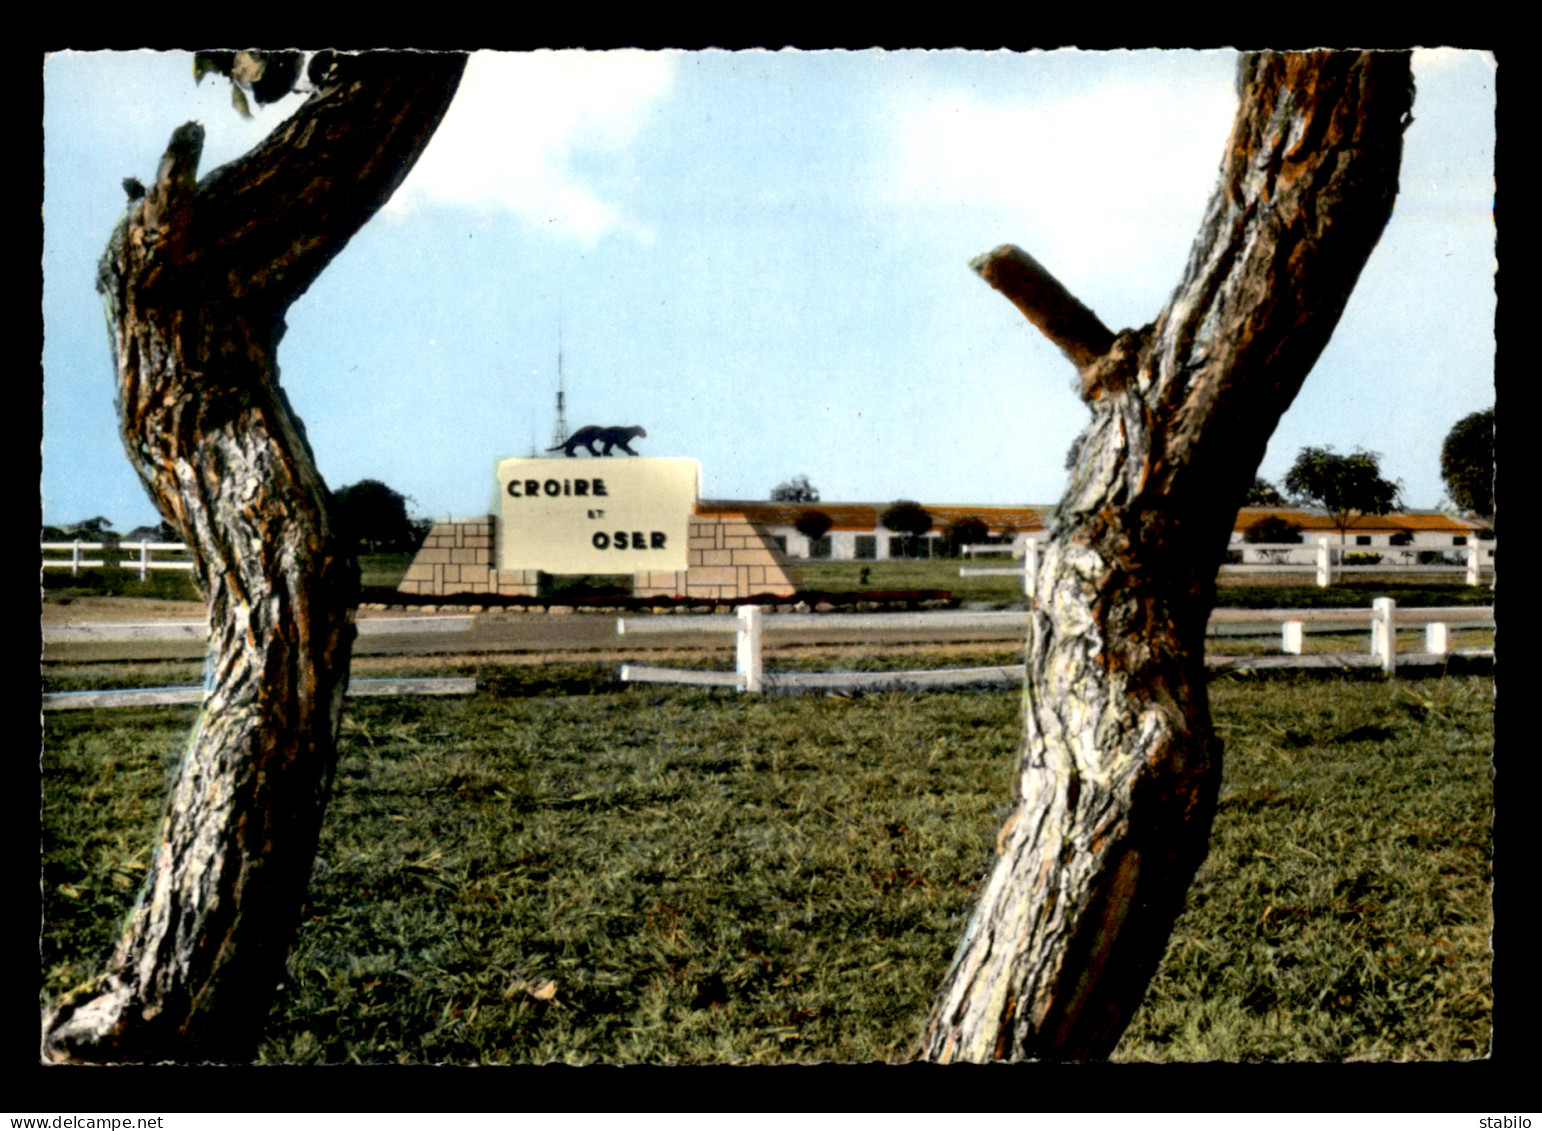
left=920, top=51, right=1413, bottom=1062
left=43, top=52, right=466, bottom=1063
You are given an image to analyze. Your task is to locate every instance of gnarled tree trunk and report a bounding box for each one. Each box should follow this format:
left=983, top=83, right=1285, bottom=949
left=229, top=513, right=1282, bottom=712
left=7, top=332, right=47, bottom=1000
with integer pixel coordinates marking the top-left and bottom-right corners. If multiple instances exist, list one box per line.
left=43, top=52, right=466, bottom=1063
left=920, top=51, right=1413, bottom=1062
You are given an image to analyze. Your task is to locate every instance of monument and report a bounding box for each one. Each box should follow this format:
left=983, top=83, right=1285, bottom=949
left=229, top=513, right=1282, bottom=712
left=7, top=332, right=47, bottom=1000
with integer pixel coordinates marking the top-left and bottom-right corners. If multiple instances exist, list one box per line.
left=398, top=453, right=798, bottom=602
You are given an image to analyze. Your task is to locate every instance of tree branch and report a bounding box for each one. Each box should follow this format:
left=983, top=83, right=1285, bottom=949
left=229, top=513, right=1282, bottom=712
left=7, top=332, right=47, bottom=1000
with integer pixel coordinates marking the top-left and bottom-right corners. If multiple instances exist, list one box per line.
left=970, top=244, right=1116, bottom=371
left=190, top=51, right=466, bottom=311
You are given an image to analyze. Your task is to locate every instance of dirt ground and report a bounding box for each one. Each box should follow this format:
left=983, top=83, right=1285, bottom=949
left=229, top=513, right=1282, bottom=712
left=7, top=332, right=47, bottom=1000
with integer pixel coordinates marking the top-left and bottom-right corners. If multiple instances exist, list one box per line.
left=41, top=595, right=1023, bottom=667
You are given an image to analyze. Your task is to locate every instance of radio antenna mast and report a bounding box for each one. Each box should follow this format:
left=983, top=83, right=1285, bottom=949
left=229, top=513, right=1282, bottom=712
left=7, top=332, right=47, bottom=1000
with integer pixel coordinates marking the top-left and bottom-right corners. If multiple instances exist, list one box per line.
left=550, top=316, right=570, bottom=453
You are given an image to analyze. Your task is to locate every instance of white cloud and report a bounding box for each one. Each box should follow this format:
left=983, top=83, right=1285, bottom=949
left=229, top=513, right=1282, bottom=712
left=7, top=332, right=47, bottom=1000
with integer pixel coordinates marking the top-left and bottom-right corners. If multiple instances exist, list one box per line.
left=875, top=69, right=1239, bottom=285
left=387, top=49, right=676, bottom=244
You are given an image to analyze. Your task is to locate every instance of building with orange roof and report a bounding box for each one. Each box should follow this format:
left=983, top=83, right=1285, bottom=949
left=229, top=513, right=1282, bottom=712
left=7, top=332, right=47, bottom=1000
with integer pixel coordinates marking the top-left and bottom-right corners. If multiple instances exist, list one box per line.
left=704, top=499, right=1493, bottom=565
left=1229, top=506, right=1493, bottom=566
left=698, top=500, right=1049, bottom=561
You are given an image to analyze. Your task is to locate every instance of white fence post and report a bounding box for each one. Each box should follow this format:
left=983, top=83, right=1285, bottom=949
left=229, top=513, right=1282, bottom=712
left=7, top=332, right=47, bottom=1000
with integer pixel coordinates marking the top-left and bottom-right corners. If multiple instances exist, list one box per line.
left=1023, top=538, right=1039, bottom=598
left=1425, top=622, right=1450, bottom=656
left=736, top=604, right=764, bottom=693
left=1371, top=597, right=1396, bottom=674
left=1315, top=537, right=1331, bottom=588
left=1465, top=545, right=1479, bottom=586
left=1282, top=621, right=1304, bottom=655
left=71, top=540, right=82, bottom=577
left=138, top=542, right=150, bottom=581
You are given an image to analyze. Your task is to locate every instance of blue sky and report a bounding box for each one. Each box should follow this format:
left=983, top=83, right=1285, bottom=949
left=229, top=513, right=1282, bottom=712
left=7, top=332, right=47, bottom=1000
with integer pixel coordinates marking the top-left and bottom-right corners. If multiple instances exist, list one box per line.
left=43, top=49, right=1495, bottom=531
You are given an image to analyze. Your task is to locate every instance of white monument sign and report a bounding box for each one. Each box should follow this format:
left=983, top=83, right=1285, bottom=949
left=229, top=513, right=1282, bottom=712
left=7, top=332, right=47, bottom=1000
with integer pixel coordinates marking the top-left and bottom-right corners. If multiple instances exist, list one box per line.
left=496, top=457, right=699, bottom=574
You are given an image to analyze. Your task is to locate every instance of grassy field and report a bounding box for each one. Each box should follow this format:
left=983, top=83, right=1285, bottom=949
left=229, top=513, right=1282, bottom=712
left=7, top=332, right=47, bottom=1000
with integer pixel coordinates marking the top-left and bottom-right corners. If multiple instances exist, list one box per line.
left=40, top=660, right=1493, bottom=1064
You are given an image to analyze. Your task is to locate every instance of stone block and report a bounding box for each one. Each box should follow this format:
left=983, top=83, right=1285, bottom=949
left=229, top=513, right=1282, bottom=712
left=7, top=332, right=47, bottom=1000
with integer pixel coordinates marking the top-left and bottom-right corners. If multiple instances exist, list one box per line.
left=689, top=567, right=738, bottom=586
left=451, top=548, right=479, bottom=564
left=731, top=548, right=781, bottom=566
left=701, top=549, right=733, bottom=566
left=417, top=548, right=450, bottom=564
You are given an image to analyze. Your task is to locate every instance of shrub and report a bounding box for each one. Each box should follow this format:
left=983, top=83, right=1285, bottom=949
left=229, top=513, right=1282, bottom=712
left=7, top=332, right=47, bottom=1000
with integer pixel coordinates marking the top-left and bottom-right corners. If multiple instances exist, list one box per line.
left=1244, top=516, right=1304, bottom=544
left=944, top=516, right=990, bottom=556
left=1344, top=551, right=1382, bottom=565
left=794, top=510, right=834, bottom=543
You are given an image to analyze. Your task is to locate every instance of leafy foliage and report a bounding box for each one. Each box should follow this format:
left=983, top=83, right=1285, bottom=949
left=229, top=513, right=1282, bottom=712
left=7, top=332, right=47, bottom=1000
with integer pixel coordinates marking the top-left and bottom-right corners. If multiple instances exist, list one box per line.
left=771, top=476, right=820, bottom=503
left=880, top=502, right=933, bottom=560
left=880, top=502, right=932, bottom=538
left=1439, top=408, right=1494, bottom=519
left=944, top=516, right=991, bottom=555
left=793, top=510, right=834, bottom=542
left=1243, top=516, right=1304, bottom=544
left=193, top=50, right=309, bottom=118
left=43, top=516, right=117, bottom=541
left=1284, top=447, right=1402, bottom=537
left=334, top=480, right=419, bottom=552
left=1246, top=478, right=1287, bottom=506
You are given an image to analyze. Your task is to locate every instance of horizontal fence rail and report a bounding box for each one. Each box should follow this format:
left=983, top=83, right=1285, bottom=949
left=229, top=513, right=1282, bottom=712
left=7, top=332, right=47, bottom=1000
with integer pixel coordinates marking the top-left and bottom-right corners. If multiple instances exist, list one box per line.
left=964, top=540, right=1493, bottom=592
left=42, top=677, right=477, bottom=712
left=42, top=540, right=196, bottom=581
left=41, top=615, right=476, bottom=644
left=1222, top=537, right=1491, bottom=587
left=616, top=601, right=1494, bottom=693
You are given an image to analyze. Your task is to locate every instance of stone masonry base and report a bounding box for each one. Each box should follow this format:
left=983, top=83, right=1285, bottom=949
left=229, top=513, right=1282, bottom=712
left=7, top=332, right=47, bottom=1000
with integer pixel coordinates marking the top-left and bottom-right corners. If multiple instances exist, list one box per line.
left=397, top=512, right=798, bottom=600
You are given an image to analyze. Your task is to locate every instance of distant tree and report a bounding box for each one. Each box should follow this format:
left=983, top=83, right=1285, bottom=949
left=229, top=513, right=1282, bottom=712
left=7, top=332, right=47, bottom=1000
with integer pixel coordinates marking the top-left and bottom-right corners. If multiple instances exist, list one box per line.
left=334, top=479, right=417, bottom=551
left=771, top=475, right=820, bottom=503
left=1440, top=408, right=1494, bottom=519
left=52, top=516, right=118, bottom=540
left=880, top=501, right=933, bottom=558
left=945, top=516, right=991, bottom=556
left=793, top=510, right=834, bottom=544
left=125, top=520, right=182, bottom=543
left=1242, top=515, right=1303, bottom=544
left=1245, top=477, right=1286, bottom=506
left=1284, top=446, right=1402, bottom=543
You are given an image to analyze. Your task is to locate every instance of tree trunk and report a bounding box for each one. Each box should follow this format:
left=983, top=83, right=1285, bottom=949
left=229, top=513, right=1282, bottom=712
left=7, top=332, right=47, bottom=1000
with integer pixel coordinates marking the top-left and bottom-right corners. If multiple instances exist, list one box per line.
left=920, top=51, right=1413, bottom=1062
left=43, top=52, right=465, bottom=1063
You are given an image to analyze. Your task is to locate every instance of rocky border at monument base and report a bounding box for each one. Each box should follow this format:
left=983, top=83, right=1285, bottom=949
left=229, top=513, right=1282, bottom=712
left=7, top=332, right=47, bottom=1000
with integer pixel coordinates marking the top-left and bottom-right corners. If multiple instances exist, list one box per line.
left=359, top=590, right=962, bottom=616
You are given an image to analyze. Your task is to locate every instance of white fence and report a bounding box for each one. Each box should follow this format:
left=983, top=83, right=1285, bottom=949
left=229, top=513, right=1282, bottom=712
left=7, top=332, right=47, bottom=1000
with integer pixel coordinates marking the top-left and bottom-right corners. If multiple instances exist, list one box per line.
left=1224, top=537, right=1491, bottom=586
left=616, top=600, right=1494, bottom=693
left=960, top=537, right=1491, bottom=593
left=42, top=541, right=194, bottom=581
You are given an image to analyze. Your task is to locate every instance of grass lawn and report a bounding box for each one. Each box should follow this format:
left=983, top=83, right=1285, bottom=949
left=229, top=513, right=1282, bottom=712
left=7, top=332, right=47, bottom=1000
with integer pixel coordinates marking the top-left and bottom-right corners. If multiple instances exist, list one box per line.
left=40, top=662, right=1492, bottom=1064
